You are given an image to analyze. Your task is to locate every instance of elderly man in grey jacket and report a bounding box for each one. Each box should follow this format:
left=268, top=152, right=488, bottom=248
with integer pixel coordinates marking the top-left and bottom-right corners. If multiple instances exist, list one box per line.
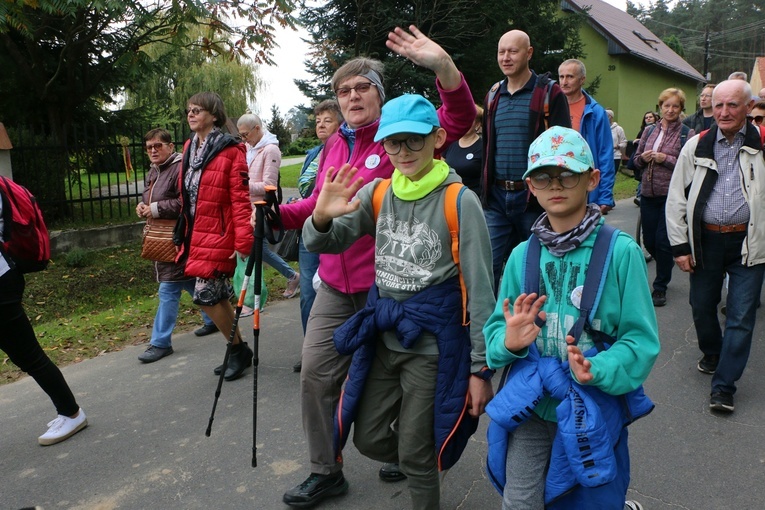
left=666, top=80, right=765, bottom=414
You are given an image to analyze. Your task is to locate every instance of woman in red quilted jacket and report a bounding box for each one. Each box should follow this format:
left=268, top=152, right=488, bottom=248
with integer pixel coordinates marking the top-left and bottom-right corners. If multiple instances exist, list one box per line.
left=175, top=92, right=255, bottom=381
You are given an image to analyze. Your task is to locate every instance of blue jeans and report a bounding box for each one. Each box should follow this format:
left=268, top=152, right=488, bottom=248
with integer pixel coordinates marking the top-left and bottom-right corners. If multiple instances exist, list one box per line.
left=690, top=230, right=765, bottom=395
left=298, top=235, right=320, bottom=335
left=151, top=279, right=214, bottom=348
left=484, top=186, right=540, bottom=291
left=640, top=195, right=674, bottom=292
left=263, top=243, right=296, bottom=279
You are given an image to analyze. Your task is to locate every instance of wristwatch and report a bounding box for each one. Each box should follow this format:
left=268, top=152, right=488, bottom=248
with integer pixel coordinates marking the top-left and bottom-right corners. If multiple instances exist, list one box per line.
left=471, top=366, right=495, bottom=381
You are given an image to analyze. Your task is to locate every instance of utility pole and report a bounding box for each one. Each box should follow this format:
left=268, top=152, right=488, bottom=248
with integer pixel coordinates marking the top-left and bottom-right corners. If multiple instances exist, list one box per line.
left=703, top=26, right=711, bottom=81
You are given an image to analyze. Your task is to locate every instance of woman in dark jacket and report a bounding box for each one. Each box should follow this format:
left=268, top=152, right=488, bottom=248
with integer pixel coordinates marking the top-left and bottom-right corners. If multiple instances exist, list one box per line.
left=175, top=92, right=254, bottom=381
left=634, top=89, right=694, bottom=308
left=135, top=128, right=216, bottom=364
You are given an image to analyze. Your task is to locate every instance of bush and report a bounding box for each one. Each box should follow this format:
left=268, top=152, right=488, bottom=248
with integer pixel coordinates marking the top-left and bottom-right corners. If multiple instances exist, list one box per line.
left=64, top=247, right=91, bottom=268
left=284, top=137, right=321, bottom=156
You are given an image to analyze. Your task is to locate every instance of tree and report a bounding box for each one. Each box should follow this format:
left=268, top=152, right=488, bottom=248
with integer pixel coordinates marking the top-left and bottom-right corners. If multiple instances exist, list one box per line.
left=627, top=0, right=765, bottom=84
left=123, top=25, right=262, bottom=126
left=0, top=0, right=297, bottom=144
left=267, top=105, right=293, bottom=150
left=286, top=106, right=311, bottom=138
left=295, top=0, right=585, bottom=105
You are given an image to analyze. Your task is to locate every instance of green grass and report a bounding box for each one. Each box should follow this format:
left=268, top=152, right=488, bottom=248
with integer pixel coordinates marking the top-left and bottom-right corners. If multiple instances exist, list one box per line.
left=280, top=163, right=302, bottom=188
left=1, top=241, right=297, bottom=385
left=613, top=168, right=638, bottom=201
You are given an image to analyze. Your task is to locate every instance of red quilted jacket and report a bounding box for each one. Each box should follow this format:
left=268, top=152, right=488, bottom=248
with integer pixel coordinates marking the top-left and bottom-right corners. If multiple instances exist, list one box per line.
left=176, top=136, right=253, bottom=279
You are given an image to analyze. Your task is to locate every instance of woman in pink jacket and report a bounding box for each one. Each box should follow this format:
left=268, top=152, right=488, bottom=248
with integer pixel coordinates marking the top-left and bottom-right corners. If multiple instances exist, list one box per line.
left=277, top=26, right=477, bottom=508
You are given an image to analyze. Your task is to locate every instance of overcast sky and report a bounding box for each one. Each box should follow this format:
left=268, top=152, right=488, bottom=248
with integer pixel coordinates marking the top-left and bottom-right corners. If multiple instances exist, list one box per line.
left=253, top=0, right=632, bottom=120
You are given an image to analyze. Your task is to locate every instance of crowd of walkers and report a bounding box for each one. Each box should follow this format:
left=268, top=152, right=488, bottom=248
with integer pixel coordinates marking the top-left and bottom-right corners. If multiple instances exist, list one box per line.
left=6, top=21, right=765, bottom=510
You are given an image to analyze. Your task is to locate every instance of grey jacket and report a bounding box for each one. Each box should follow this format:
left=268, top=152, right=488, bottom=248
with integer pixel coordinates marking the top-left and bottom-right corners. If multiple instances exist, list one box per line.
left=666, top=124, right=765, bottom=267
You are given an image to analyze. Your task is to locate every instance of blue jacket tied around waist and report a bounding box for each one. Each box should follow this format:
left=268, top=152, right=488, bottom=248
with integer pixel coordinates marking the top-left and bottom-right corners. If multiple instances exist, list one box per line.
left=486, top=342, right=654, bottom=506
left=333, top=278, right=478, bottom=471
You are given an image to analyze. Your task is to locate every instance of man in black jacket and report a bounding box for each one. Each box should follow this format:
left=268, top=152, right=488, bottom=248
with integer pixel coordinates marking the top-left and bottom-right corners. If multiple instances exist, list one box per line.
left=683, top=83, right=716, bottom=133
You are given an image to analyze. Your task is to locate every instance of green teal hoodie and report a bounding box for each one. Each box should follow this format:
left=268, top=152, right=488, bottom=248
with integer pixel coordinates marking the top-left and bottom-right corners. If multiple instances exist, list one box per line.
left=483, top=220, right=660, bottom=421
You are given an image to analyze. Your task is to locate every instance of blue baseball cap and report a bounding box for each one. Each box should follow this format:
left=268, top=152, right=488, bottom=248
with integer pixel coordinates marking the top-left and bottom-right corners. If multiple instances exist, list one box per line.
left=524, top=126, right=595, bottom=179
left=374, top=94, right=440, bottom=142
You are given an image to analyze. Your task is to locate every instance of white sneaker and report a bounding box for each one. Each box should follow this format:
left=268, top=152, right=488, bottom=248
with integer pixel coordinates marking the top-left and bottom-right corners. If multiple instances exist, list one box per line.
left=38, top=408, right=88, bottom=446
left=625, top=501, right=644, bottom=510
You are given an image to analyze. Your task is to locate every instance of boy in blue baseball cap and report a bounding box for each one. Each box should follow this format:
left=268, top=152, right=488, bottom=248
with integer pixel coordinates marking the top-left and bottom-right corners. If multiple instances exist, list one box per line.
left=302, top=93, right=495, bottom=509
left=483, top=126, right=659, bottom=510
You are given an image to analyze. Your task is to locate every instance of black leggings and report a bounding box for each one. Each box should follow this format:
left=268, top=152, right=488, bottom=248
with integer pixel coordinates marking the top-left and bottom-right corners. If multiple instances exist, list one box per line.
left=0, top=269, right=79, bottom=417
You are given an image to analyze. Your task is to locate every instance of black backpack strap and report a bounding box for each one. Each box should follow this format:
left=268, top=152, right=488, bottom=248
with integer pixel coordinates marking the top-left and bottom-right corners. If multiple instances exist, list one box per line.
left=567, top=224, right=619, bottom=344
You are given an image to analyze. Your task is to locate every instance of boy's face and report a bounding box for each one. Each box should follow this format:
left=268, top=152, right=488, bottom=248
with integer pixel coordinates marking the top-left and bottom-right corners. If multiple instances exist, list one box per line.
left=526, top=167, right=600, bottom=219
left=382, top=128, right=446, bottom=181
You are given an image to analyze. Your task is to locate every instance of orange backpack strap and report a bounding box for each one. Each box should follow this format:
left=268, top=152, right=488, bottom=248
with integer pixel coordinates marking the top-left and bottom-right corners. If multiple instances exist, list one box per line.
left=372, top=178, right=392, bottom=220
left=374, top=179, right=469, bottom=325
left=444, top=183, right=469, bottom=326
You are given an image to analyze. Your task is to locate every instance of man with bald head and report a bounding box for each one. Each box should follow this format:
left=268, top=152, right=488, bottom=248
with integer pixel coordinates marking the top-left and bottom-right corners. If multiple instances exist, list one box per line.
left=667, top=79, right=765, bottom=414
left=481, top=30, right=570, bottom=290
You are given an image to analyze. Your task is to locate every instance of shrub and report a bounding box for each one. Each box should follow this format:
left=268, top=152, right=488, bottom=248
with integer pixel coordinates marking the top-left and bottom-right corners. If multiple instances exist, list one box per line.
left=64, top=247, right=91, bottom=268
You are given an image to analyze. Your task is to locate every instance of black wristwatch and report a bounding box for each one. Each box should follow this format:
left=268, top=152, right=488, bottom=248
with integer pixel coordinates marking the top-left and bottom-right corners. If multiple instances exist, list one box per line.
left=471, top=366, right=495, bottom=381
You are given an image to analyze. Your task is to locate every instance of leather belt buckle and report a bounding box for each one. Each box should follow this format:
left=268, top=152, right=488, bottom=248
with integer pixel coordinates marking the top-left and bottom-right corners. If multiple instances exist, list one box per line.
left=702, top=222, right=747, bottom=234
left=495, top=179, right=526, bottom=191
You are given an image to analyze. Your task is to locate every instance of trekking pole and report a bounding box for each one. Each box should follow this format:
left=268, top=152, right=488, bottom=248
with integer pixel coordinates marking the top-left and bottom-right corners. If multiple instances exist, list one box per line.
left=205, top=195, right=268, bottom=438
left=252, top=185, right=282, bottom=467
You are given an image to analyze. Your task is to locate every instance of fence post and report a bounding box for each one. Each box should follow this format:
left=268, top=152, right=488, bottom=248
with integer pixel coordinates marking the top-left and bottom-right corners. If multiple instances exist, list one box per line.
left=0, top=122, right=13, bottom=180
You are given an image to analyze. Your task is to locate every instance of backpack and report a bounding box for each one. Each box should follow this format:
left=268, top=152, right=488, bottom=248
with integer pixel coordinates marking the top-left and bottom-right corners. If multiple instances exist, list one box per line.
left=523, top=223, right=619, bottom=343
left=0, top=176, right=51, bottom=273
left=372, top=178, right=470, bottom=325
left=487, top=72, right=555, bottom=133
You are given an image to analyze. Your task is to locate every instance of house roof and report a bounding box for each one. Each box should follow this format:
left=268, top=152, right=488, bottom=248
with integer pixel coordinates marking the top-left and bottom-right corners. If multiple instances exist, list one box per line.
left=561, top=0, right=705, bottom=82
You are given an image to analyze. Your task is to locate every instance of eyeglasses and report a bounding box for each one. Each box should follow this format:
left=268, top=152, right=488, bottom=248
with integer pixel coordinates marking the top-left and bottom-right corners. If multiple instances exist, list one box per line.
left=528, top=170, right=583, bottom=190
left=238, top=129, right=251, bottom=140
left=185, top=107, right=207, bottom=116
left=382, top=133, right=433, bottom=155
left=335, top=82, right=376, bottom=99
left=146, top=142, right=169, bottom=152
left=700, top=94, right=713, bottom=99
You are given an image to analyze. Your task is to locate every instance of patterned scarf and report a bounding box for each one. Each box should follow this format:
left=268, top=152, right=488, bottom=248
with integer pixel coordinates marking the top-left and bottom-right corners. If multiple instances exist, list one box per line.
left=339, top=122, right=356, bottom=150
left=531, top=203, right=602, bottom=256
left=184, top=128, right=222, bottom=217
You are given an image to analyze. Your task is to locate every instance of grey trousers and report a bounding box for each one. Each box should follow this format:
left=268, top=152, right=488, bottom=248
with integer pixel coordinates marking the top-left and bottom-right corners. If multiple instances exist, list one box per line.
left=300, top=282, right=368, bottom=475
left=353, top=340, right=440, bottom=509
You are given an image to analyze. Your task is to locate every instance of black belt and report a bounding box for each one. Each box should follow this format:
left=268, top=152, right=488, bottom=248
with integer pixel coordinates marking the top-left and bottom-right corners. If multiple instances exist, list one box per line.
left=494, top=179, right=526, bottom=191
left=702, top=222, right=747, bottom=234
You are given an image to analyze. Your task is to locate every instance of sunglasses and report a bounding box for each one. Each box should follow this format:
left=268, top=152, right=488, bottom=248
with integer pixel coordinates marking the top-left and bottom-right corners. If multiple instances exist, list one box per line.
left=752, top=115, right=764, bottom=125
left=146, top=142, right=170, bottom=152
left=185, top=107, right=207, bottom=116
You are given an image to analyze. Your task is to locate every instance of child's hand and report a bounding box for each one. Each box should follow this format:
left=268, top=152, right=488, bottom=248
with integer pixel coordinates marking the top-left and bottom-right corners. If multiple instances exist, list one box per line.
left=566, top=335, right=593, bottom=384
left=467, top=376, right=494, bottom=417
left=312, top=164, right=364, bottom=230
left=503, top=293, right=547, bottom=352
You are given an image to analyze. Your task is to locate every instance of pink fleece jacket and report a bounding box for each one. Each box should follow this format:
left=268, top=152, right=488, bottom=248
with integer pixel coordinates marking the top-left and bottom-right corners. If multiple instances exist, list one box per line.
left=279, top=75, right=475, bottom=294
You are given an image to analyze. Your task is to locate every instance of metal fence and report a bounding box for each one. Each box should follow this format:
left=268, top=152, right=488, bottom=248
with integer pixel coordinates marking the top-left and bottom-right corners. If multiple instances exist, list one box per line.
left=9, top=122, right=192, bottom=226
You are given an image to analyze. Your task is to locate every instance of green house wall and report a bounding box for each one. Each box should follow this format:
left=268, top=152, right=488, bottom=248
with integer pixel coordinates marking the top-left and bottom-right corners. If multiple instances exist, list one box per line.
left=576, top=22, right=701, bottom=138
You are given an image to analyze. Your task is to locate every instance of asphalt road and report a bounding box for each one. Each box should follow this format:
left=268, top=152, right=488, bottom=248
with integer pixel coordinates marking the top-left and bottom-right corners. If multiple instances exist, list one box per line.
left=1, top=197, right=764, bottom=510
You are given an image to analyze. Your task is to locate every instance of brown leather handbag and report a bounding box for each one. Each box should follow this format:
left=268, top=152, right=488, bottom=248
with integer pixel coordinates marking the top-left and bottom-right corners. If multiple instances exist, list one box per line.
left=140, top=181, right=178, bottom=263
left=141, top=217, right=177, bottom=262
